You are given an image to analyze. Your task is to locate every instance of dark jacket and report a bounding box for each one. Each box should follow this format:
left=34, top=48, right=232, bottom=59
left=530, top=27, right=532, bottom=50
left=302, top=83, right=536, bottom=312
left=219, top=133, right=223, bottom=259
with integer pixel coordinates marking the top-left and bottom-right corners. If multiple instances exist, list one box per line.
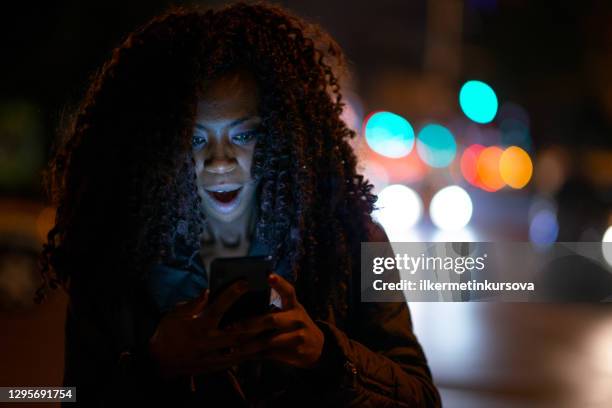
left=62, top=221, right=441, bottom=407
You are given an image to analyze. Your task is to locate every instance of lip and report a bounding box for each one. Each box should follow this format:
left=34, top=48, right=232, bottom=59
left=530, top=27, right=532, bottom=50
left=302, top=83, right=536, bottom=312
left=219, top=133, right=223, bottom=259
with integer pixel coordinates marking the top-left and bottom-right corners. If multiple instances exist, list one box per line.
left=202, top=184, right=243, bottom=214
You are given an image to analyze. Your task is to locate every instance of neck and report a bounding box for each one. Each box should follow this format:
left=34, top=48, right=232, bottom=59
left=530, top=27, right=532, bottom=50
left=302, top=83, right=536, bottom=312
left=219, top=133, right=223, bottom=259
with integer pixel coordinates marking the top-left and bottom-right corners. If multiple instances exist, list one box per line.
left=202, top=205, right=257, bottom=248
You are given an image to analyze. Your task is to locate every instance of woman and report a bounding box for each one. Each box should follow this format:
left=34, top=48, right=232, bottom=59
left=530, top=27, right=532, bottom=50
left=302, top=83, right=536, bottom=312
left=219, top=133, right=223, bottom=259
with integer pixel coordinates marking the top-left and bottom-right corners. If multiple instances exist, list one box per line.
left=38, top=2, right=441, bottom=407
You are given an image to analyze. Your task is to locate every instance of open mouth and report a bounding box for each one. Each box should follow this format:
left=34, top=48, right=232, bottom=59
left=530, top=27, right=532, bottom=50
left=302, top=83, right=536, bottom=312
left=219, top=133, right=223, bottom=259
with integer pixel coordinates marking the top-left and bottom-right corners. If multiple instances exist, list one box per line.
left=205, top=186, right=242, bottom=204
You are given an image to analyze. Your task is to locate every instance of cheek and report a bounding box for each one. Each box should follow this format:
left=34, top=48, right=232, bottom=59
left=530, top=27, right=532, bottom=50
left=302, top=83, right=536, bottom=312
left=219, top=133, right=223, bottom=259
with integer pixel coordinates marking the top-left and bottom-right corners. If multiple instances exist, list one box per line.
left=192, top=150, right=205, bottom=177
left=237, top=146, right=256, bottom=174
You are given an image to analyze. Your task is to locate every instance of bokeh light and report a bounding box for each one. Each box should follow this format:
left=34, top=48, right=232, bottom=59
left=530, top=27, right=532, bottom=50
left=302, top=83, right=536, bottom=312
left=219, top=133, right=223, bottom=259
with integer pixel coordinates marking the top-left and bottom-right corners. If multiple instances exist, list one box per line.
left=529, top=196, right=558, bottom=224
left=372, top=184, right=423, bottom=233
left=360, top=145, right=429, bottom=184
left=476, top=146, right=505, bottom=191
left=364, top=111, right=415, bottom=159
left=382, top=150, right=430, bottom=184
left=499, top=146, right=533, bottom=189
left=432, top=227, right=478, bottom=243
left=416, top=124, right=457, bottom=168
left=460, top=144, right=486, bottom=188
left=529, top=209, right=559, bottom=248
left=35, top=206, right=56, bottom=243
left=603, top=226, right=612, bottom=267
left=430, top=185, right=473, bottom=231
left=459, top=80, right=498, bottom=124
left=534, top=147, right=568, bottom=194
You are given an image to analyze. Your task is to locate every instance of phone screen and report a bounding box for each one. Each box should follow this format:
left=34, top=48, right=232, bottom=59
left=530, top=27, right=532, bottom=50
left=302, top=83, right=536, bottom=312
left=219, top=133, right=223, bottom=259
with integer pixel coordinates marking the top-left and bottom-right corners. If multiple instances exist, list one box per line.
left=209, top=255, right=273, bottom=328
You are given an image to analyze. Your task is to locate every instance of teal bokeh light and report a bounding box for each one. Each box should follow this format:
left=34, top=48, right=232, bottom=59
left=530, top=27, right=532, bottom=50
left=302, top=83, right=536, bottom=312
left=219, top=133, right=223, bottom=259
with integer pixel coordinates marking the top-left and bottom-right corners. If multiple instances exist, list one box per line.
left=459, top=80, right=498, bottom=124
left=364, top=111, right=415, bottom=158
left=416, top=124, right=457, bottom=168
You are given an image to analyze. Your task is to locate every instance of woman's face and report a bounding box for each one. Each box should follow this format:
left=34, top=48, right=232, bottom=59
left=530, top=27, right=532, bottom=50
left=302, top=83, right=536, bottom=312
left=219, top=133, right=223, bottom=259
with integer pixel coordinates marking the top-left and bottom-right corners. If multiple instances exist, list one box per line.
left=192, top=71, right=261, bottom=224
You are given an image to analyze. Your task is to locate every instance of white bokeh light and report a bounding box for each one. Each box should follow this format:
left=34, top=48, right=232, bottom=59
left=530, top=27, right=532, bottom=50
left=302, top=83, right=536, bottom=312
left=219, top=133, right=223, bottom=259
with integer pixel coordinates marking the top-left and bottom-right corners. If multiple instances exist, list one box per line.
left=372, top=184, right=423, bottom=236
left=603, top=226, right=612, bottom=267
left=429, top=185, right=473, bottom=231
left=433, top=227, right=478, bottom=243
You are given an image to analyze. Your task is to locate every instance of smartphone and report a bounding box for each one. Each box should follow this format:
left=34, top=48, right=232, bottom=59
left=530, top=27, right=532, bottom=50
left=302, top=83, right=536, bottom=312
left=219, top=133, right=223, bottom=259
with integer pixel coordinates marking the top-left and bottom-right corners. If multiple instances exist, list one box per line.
left=208, top=255, right=273, bottom=328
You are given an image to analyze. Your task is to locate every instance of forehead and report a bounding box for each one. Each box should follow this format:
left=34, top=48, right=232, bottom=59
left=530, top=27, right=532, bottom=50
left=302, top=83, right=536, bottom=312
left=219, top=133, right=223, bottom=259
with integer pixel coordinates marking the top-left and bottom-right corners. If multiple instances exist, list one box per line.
left=196, top=70, right=259, bottom=121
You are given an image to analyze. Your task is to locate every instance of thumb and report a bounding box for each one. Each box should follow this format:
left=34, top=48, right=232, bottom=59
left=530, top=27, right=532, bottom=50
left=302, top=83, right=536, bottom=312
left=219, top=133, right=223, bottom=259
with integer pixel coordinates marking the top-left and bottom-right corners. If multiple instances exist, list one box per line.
left=173, top=289, right=209, bottom=318
left=268, top=273, right=297, bottom=309
left=190, top=288, right=210, bottom=317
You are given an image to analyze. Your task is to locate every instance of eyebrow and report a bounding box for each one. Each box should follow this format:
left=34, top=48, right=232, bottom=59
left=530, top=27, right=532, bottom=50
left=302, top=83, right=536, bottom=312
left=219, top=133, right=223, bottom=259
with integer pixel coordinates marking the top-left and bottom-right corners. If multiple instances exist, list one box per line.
left=195, top=115, right=260, bottom=132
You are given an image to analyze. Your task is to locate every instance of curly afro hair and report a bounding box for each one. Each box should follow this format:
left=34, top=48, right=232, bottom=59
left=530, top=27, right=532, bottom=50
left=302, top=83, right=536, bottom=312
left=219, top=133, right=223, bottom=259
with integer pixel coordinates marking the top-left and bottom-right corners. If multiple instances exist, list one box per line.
left=37, top=1, right=377, bottom=322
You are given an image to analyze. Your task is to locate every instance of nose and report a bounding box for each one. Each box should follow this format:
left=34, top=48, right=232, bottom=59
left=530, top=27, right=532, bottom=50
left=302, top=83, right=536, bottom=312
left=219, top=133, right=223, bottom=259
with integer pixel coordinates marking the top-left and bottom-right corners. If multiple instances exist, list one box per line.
left=204, top=139, right=237, bottom=174
left=205, top=160, right=236, bottom=174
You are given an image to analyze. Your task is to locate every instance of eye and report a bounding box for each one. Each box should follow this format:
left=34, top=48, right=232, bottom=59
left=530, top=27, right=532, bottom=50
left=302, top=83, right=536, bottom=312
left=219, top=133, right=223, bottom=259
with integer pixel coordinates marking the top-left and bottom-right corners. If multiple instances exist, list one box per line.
left=232, top=130, right=260, bottom=145
left=192, top=133, right=208, bottom=149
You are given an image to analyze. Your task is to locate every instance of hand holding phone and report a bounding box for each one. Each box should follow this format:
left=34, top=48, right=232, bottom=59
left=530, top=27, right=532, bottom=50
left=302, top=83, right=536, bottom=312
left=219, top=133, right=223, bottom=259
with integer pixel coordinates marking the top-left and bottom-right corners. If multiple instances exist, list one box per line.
left=148, top=279, right=252, bottom=378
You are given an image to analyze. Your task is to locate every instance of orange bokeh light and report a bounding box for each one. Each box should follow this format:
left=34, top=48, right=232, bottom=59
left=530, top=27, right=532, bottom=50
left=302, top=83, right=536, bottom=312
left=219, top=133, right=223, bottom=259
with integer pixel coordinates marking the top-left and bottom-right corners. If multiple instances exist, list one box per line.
left=477, top=146, right=506, bottom=191
left=36, top=206, right=56, bottom=243
left=460, top=144, right=496, bottom=191
left=499, top=146, right=533, bottom=189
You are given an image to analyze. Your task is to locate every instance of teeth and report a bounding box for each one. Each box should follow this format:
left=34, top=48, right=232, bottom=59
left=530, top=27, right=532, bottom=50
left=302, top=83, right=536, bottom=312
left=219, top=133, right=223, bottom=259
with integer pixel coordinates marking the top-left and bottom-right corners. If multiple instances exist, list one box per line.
left=205, top=185, right=242, bottom=193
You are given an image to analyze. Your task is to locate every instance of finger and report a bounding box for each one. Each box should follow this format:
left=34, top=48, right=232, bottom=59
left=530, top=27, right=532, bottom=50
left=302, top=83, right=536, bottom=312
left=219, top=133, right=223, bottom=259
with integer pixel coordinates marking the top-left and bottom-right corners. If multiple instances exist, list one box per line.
left=259, top=347, right=300, bottom=366
left=237, top=330, right=306, bottom=366
left=261, top=330, right=303, bottom=350
left=200, top=280, right=249, bottom=327
left=235, top=331, right=297, bottom=358
left=194, top=330, right=252, bottom=353
left=171, top=300, right=192, bottom=315
left=189, top=330, right=303, bottom=374
left=228, top=310, right=304, bottom=334
left=268, top=273, right=297, bottom=309
left=172, top=289, right=209, bottom=317
left=190, top=289, right=210, bottom=317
